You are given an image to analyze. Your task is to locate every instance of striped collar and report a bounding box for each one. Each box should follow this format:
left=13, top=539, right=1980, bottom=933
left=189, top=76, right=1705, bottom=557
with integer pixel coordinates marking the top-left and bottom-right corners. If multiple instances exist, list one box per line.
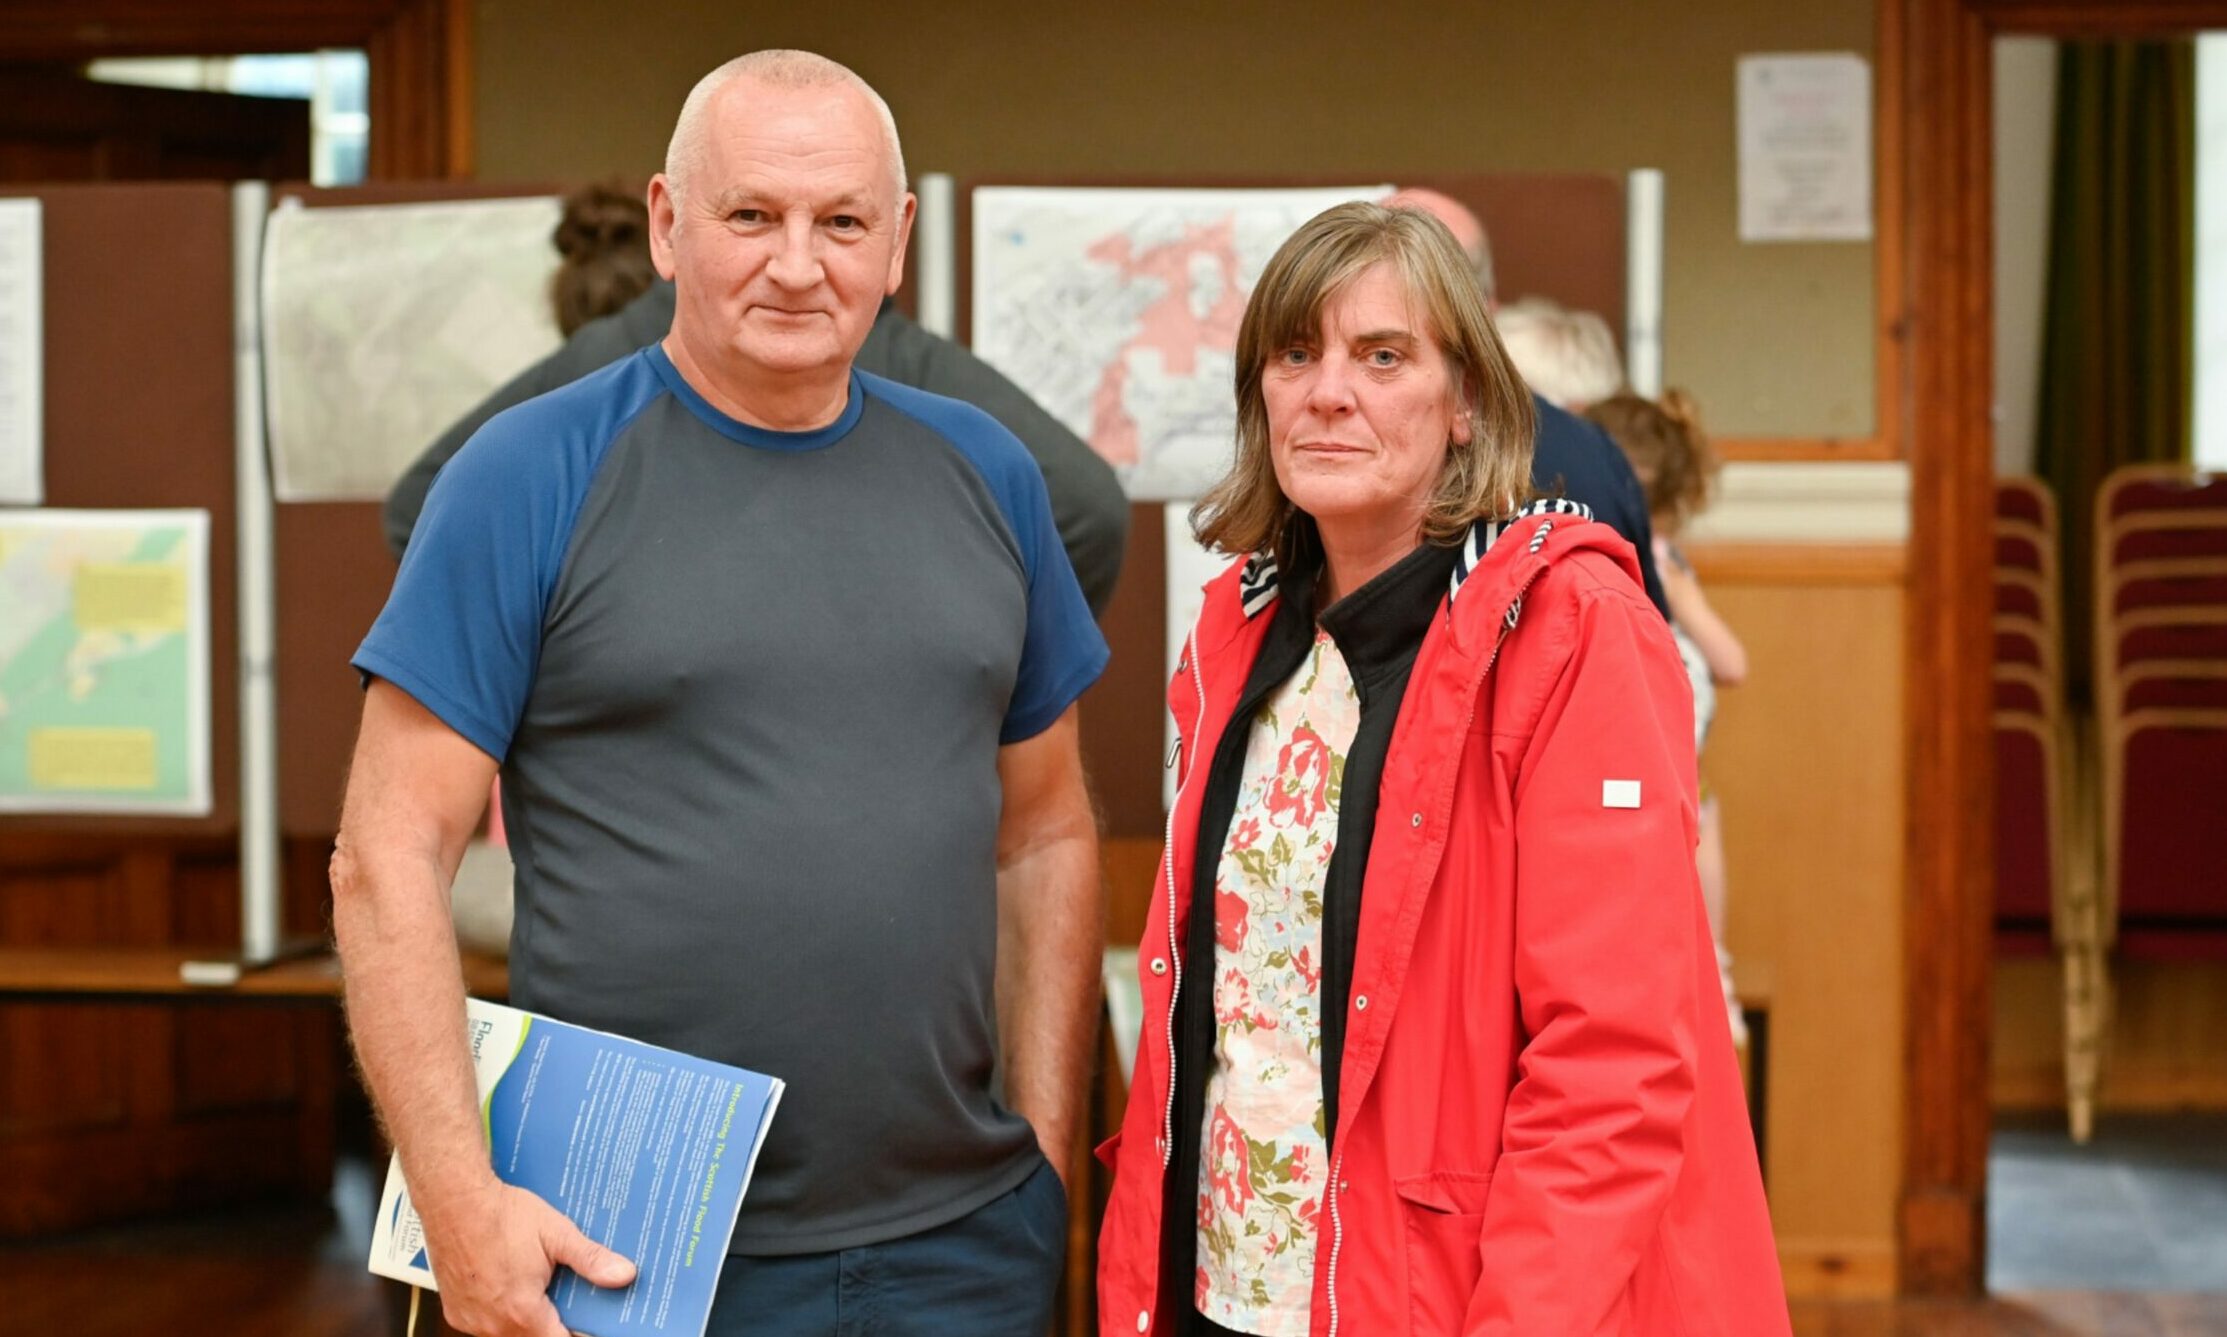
left=1236, top=497, right=1593, bottom=621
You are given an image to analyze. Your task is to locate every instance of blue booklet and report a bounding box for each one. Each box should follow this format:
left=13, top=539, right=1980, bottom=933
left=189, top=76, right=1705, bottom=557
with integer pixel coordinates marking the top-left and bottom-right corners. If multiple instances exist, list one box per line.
left=368, top=997, right=784, bottom=1336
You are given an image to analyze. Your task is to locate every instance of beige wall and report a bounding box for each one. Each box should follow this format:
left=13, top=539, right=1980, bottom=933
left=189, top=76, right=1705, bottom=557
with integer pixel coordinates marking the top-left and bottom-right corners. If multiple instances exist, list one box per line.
left=472, top=0, right=1877, bottom=439
left=1994, top=36, right=2057, bottom=478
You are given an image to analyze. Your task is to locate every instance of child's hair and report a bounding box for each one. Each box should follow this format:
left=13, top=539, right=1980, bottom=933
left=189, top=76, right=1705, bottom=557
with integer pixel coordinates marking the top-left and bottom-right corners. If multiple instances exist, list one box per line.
left=1584, top=388, right=1718, bottom=534
left=550, top=183, right=657, bottom=337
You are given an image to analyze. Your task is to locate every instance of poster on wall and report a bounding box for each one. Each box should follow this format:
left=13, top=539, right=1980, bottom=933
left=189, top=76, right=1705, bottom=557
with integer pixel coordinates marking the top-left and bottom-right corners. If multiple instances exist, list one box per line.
left=0, top=197, right=41, bottom=505
left=1737, top=52, right=1873, bottom=242
left=0, top=509, right=212, bottom=815
left=262, top=196, right=565, bottom=502
left=973, top=185, right=1390, bottom=501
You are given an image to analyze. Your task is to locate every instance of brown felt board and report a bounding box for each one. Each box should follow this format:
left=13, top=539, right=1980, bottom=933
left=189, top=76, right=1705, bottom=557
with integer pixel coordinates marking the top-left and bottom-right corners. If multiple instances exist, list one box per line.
left=265, top=181, right=563, bottom=837
left=0, top=183, right=240, bottom=839
left=965, top=175, right=1627, bottom=841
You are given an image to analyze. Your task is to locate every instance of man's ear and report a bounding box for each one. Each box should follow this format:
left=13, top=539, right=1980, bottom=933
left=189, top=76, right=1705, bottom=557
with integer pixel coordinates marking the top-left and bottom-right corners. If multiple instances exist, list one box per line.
left=646, top=175, right=680, bottom=282
left=886, top=192, right=918, bottom=296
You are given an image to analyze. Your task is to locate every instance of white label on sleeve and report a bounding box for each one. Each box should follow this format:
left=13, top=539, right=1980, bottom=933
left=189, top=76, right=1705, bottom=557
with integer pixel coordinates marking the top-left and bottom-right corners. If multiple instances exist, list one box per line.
left=1602, top=779, right=1642, bottom=809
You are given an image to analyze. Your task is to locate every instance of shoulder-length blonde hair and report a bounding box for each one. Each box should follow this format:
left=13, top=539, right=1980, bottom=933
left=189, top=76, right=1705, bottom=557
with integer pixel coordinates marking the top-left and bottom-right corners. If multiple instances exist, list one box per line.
left=1193, top=200, right=1536, bottom=561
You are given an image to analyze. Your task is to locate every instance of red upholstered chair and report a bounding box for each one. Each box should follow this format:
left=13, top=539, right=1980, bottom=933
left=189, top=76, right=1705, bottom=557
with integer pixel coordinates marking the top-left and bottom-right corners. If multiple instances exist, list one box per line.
left=1993, top=663, right=2055, bottom=717
left=1993, top=713, right=2061, bottom=960
left=1998, top=475, right=2058, bottom=530
left=1996, top=520, right=2054, bottom=582
left=2098, top=466, right=2227, bottom=526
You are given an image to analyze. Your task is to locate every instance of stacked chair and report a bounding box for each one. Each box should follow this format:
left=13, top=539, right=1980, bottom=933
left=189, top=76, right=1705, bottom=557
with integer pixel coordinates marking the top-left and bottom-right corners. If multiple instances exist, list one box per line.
left=2093, top=469, right=2227, bottom=1075
left=1992, top=478, right=2100, bottom=1137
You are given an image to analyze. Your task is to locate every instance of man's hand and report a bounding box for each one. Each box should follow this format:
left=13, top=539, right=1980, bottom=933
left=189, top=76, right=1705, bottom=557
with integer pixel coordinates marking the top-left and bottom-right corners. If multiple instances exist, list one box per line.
left=423, top=1182, right=638, bottom=1337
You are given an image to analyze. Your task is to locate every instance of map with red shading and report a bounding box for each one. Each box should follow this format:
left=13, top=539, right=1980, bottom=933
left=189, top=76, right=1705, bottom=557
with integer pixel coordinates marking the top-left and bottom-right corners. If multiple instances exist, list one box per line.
left=972, top=187, right=1387, bottom=500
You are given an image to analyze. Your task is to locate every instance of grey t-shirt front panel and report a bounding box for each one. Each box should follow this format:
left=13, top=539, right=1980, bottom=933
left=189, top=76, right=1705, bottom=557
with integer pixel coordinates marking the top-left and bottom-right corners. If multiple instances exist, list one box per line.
left=502, top=380, right=1046, bottom=1255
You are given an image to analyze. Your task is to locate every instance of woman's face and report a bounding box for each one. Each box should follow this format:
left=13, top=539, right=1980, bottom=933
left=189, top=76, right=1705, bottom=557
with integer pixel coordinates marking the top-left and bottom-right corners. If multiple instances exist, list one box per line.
left=1263, top=261, right=1470, bottom=541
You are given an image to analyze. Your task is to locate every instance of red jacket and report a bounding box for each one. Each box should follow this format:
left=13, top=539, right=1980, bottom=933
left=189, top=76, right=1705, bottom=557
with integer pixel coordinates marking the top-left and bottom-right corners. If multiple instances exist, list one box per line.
left=1098, top=511, right=1790, bottom=1337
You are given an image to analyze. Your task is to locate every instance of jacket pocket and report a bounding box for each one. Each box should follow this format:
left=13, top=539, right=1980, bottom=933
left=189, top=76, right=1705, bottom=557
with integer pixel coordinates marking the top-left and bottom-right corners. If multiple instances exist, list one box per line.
left=1394, top=1172, right=1493, bottom=1336
left=1095, top=1132, right=1123, bottom=1172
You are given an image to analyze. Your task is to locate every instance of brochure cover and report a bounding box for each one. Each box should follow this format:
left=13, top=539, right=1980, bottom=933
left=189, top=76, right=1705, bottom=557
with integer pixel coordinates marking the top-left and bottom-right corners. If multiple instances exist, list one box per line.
left=368, top=998, right=783, bottom=1337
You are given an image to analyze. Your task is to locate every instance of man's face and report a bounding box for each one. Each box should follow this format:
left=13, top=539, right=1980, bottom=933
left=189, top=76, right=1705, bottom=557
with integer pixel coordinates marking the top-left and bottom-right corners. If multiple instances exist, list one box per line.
left=649, top=78, right=914, bottom=385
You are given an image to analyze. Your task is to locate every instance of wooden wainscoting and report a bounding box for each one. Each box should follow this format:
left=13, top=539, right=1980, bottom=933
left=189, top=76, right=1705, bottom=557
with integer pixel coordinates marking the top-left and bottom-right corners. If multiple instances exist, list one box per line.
left=1994, top=957, right=2227, bottom=1112
left=0, top=837, right=345, bottom=1237
left=1688, top=541, right=1909, bottom=1298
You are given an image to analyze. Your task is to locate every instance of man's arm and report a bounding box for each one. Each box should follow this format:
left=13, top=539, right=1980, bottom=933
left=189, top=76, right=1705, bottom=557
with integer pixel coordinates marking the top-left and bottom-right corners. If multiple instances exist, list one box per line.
left=332, top=681, right=634, bottom=1336
left=868, top=310, right=1130, bottom=614
left=993, top=705, right=1104, bottom=1191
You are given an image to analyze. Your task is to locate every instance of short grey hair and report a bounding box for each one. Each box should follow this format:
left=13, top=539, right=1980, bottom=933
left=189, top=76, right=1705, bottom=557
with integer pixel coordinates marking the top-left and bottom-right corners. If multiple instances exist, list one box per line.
left=1494, top=297, right=1624, bottom=411
left=664, top=50, right=907, bottom=206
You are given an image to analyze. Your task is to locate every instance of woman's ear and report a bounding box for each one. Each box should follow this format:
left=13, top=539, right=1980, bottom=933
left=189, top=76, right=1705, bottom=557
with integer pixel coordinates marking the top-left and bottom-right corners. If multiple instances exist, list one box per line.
left=1451, top=377, right=1478, bottom=446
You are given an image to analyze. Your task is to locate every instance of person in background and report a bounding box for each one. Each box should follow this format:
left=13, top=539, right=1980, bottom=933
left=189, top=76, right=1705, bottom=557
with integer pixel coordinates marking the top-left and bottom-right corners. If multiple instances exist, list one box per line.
left=1095, top=200, right=1787, bottom=1337
left=1587, top=388, right=1751, bottom=1050
left=1493, top=295, right=1624, bottom=412
left=1381, top=187, right=1668, bottom=617
left=335, top=50, right=1105, bottom=1336
left=547, top=182, right=660, bottom=337
left=384, top=215, right=1130, bottom=617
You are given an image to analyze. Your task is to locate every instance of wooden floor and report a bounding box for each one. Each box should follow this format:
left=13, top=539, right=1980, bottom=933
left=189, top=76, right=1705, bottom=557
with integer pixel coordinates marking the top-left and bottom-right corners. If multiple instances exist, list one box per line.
left=1, top=1183, right=2221, bottom=1337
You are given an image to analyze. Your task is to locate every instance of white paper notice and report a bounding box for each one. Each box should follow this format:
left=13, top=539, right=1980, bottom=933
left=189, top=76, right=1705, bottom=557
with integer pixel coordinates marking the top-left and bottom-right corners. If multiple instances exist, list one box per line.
left=1737, top=53, right=1873, bottom=242
left=0, top=198, right=42, bottom=504
left=1164, top=504, right=1233, bottom=810
left=262, top=196, right=564, bottom=502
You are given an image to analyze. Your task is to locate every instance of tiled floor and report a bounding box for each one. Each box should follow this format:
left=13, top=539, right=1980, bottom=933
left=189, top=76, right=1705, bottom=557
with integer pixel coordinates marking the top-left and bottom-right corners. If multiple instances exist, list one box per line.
left=1989, top=1113, right=2227, bottom=1293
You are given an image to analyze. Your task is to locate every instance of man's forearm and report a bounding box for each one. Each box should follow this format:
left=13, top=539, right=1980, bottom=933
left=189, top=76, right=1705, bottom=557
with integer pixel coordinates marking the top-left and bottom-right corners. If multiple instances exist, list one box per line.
left=995, top=827, right=1104, bottom=1175
left=332, top=840, right=496, bottom=1220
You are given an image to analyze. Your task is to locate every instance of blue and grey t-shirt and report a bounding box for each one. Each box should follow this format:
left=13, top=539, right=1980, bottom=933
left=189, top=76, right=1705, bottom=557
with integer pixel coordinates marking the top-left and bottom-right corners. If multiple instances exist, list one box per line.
left=353, top=344, right=1108, bottom=1254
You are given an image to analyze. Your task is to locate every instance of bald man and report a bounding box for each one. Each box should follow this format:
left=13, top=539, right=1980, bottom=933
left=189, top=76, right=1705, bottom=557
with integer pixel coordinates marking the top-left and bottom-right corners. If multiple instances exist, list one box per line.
left=1384, top=188, right=1669, bottom=615
left=334, top=51, right=1102, bottom=1336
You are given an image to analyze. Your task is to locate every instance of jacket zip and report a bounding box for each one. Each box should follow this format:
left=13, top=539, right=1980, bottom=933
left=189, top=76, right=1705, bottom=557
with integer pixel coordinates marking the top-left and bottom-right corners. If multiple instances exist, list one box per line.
left=1322, top=562, right=1543, bottom=1337
left=1160, top=623, right=1206, bottom=1168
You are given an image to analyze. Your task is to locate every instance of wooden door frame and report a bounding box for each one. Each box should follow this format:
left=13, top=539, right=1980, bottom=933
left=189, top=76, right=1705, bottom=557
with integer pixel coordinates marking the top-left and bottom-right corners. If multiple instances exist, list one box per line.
left=0, top=0, right=471, bottom=178
left=1897, top=0, right=2225, bottom=1294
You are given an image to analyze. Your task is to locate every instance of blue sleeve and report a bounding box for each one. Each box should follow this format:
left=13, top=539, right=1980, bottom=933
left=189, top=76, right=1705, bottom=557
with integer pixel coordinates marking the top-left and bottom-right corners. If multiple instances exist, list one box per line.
left=352, top=362, right=648, bottom=759
left=999, top=452, right=1112, bottom=743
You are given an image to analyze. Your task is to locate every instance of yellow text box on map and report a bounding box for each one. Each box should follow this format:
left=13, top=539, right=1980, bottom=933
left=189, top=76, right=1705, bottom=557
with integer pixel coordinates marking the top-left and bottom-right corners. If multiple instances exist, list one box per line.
left=73, top=563, right=187, bottom=633
left=29, top=728, right=160, bottom=791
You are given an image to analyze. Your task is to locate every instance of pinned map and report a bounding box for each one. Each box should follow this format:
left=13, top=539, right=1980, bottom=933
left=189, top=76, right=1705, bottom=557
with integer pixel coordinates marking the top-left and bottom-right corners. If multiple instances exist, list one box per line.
left=972, top=185, right=1389, bottom=501
left=0, top=510, right=211, bottom=814
left=262, top=196, right=564, bottom=502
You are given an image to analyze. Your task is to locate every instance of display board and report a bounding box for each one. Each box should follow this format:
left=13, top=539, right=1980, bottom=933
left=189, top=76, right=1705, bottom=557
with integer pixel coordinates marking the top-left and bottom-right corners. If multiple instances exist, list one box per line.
left=0, top=508, right=210, bottom=814
left=261, top=194, right=564, bottom=502
left=0, top=183, right=239, bottom=838
left=265, top=182, right=560, bottom=836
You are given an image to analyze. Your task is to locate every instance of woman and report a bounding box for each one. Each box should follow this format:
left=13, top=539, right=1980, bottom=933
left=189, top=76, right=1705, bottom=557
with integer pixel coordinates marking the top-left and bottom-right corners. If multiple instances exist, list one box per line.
left=1095, top=202, right=1787, bottom=1337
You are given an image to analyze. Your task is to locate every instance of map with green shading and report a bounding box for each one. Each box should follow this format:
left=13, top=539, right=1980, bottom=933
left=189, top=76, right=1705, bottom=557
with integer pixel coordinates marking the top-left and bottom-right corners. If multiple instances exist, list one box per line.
left=0, top=509, right=210, bottom=813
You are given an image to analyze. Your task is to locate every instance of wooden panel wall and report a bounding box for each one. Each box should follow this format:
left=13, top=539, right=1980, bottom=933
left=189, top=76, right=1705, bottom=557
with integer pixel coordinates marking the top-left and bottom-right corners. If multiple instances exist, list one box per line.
left=1688, top=541, right=1909, bottom=1298
left=1993, top=958, right=2227, bottom=1111
left=0, top=185, right=341, bottom=1236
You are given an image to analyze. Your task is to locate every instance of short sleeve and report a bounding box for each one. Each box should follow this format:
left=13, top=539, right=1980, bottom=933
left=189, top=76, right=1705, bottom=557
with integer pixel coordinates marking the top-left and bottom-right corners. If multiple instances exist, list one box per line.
left=1000, top=456, right=1111, bottom=742
left=352, top=355, right=654, bottom=759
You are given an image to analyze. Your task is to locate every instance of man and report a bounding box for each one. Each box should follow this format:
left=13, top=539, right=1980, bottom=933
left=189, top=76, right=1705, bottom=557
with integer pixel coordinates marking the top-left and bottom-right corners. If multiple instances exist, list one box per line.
left=332, top=50, right=1105, bottom=1337
left=1383, top=187, right=1669, bottom=616
left=384, top=256, right=1130, bottom=617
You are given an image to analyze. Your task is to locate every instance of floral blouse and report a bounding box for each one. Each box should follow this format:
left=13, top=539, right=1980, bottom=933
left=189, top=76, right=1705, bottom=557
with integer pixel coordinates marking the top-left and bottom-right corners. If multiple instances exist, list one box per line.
left=1196, top=629, right=1359, bottom=1336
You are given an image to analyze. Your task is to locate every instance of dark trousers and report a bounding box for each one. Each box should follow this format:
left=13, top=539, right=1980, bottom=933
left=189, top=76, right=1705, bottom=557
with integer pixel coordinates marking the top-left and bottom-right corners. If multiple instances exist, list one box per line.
left=705, top=1158, right=1066, bottom=1337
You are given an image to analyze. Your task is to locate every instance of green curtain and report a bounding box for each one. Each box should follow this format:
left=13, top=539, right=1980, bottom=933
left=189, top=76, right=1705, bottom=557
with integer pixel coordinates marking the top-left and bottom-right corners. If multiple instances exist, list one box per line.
left=2034, top=39, right=2196, bottom=706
